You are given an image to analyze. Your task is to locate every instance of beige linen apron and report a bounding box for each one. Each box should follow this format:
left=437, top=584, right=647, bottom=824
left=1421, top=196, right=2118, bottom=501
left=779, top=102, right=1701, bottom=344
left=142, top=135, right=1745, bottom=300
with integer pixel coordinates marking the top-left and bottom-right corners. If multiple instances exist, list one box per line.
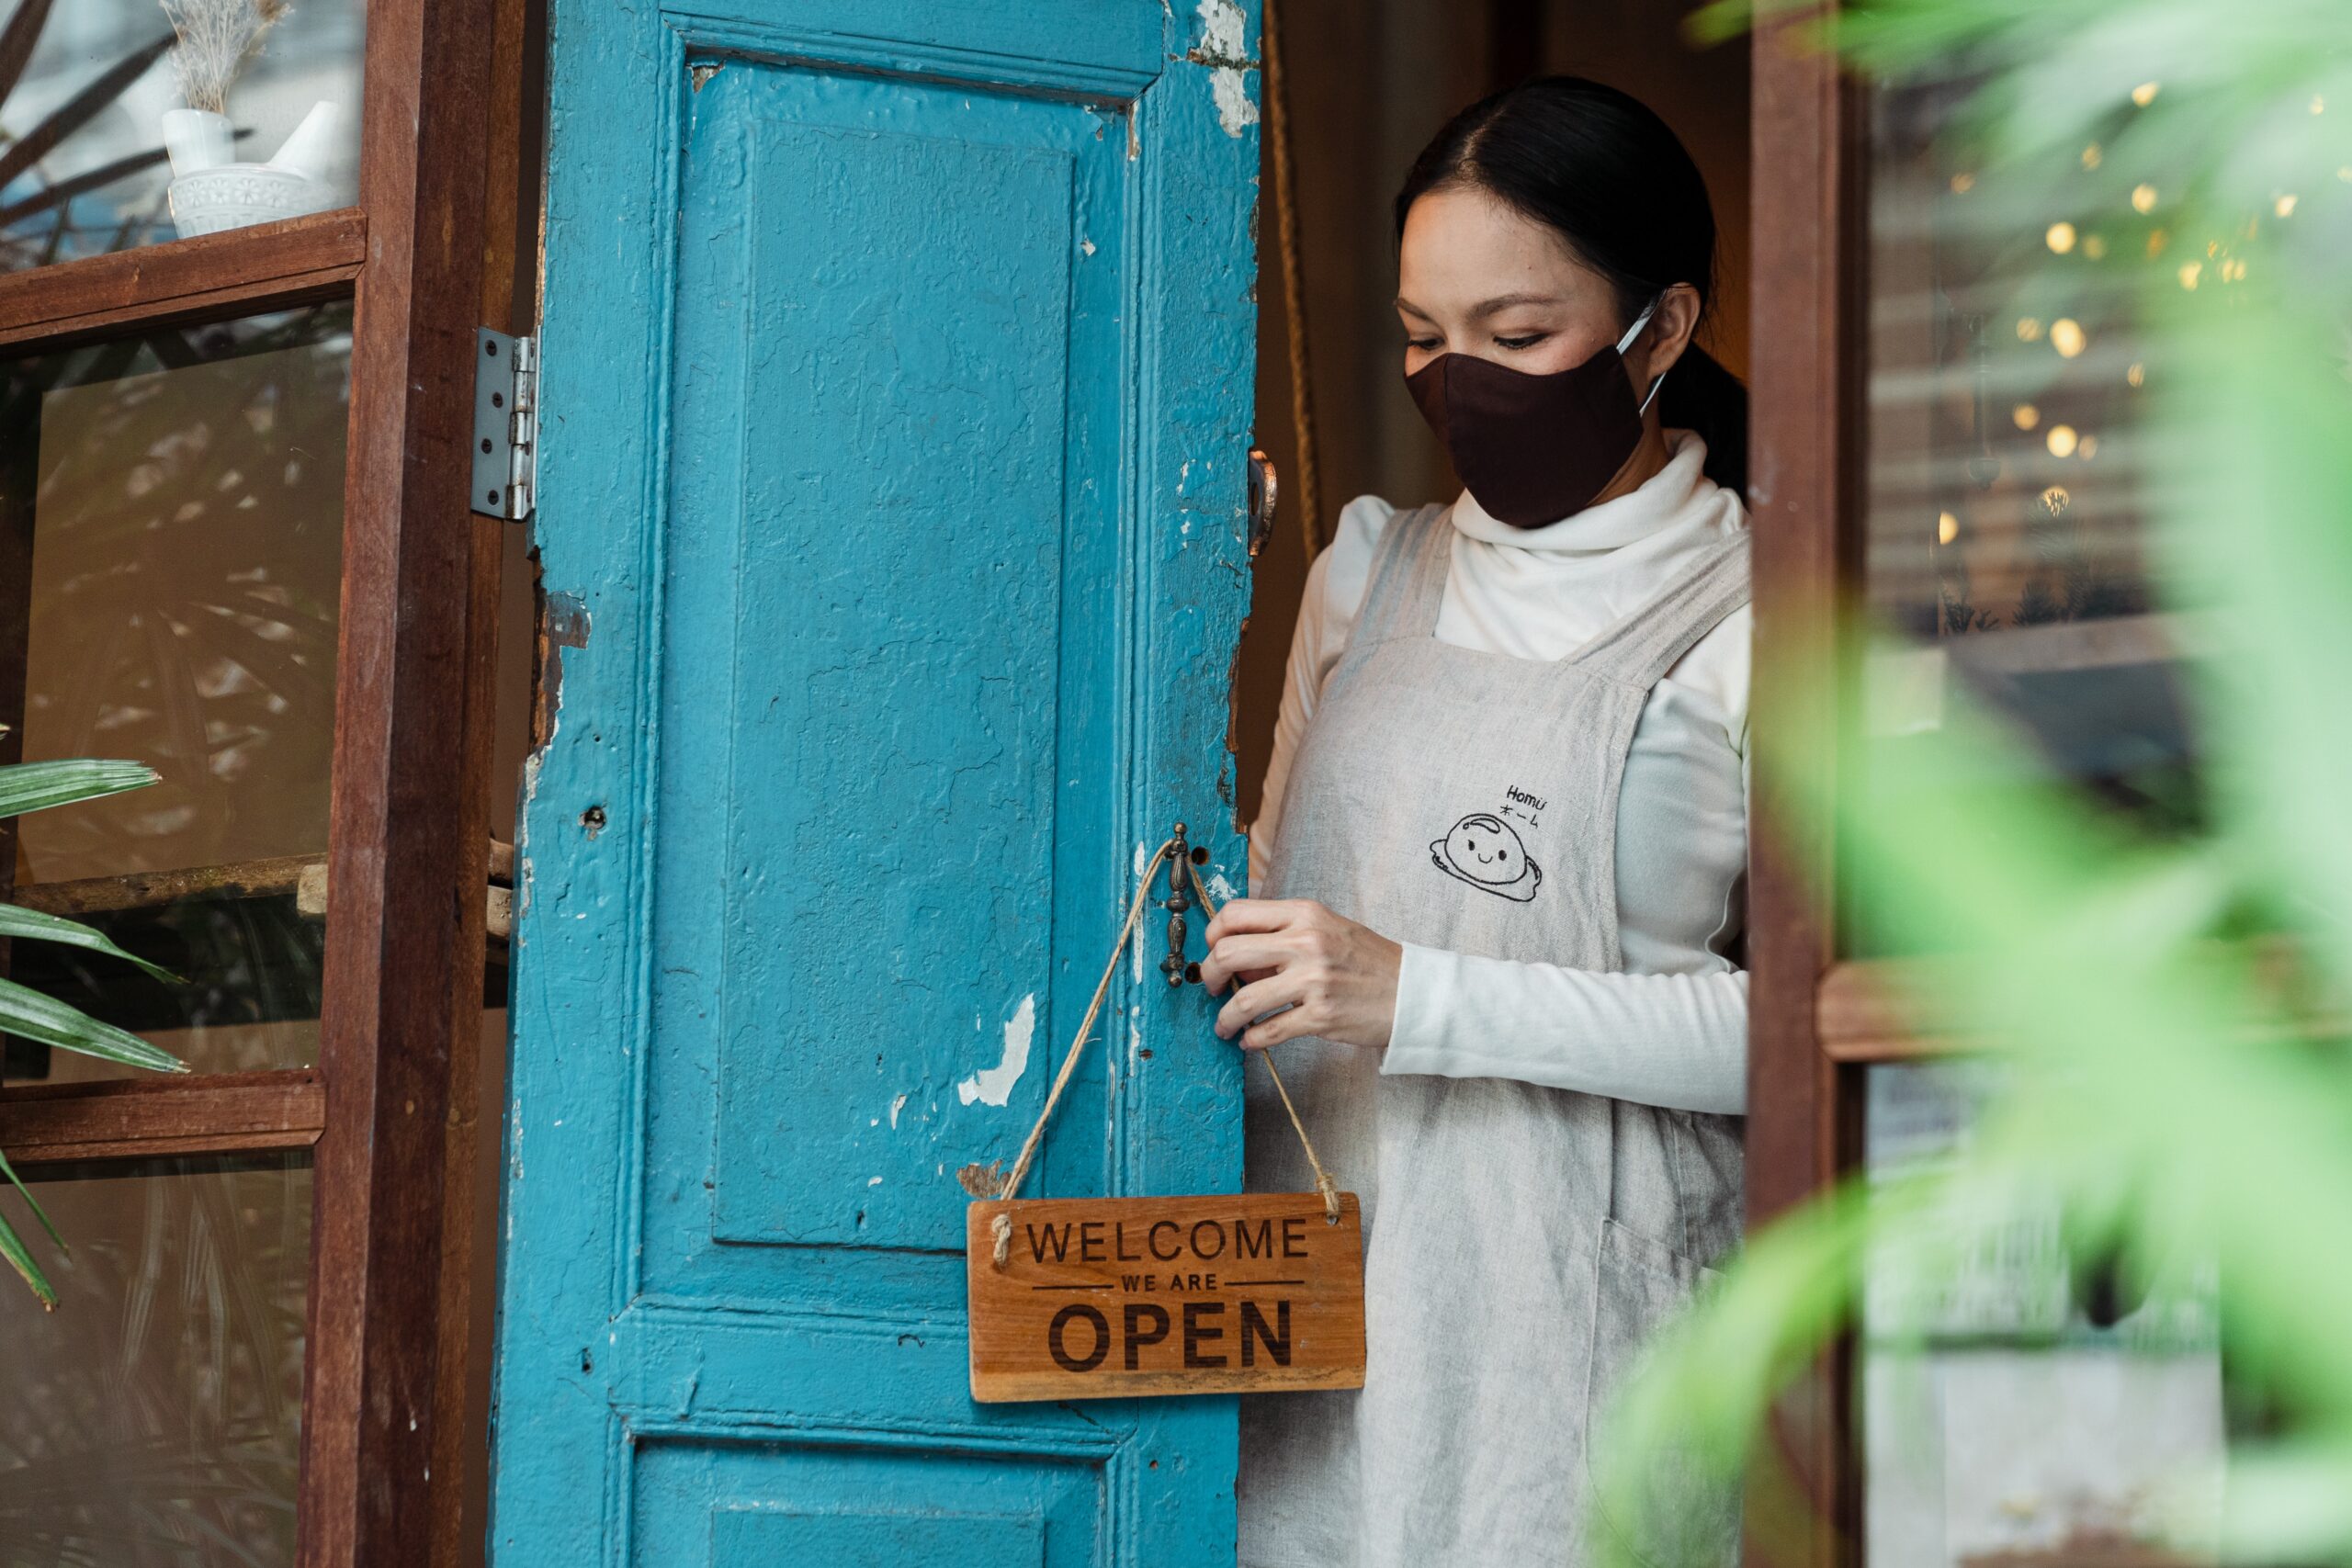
left=1238, top=505, right=1748, bottom=1568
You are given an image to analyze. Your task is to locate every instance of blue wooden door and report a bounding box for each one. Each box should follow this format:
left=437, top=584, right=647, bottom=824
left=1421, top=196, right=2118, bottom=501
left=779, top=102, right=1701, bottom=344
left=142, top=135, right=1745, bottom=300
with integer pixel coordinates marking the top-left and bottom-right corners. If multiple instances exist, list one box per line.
left=489, top=3, right=1261, bottom=1564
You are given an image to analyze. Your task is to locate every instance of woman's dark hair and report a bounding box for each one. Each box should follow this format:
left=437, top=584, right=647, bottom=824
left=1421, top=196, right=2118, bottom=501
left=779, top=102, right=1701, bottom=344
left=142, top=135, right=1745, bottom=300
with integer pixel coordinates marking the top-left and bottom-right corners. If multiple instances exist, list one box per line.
left=1396, top=76, right=1747, bottom=494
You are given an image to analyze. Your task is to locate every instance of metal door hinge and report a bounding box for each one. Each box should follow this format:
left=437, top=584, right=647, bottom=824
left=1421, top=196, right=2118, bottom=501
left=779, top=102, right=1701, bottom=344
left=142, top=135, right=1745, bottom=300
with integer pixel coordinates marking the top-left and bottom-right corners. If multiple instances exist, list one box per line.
left=472, top=328, right=537, bottom=521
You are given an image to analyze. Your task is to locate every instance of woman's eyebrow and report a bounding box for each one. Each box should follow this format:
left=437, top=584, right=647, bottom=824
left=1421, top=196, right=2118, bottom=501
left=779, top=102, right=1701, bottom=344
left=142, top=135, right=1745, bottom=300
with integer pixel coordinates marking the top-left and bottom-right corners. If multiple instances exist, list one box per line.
left=1394, top=291, right=1567, bottom=321
left=1467, top=291, right=1564, bottom=316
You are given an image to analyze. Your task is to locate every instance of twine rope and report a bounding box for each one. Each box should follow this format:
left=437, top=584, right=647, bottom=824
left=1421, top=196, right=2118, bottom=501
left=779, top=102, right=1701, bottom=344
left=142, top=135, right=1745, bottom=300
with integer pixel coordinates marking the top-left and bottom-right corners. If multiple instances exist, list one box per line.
left=989, top=837, right=1342, bottom=1267
left=1261, top=0, right=1324, bottom=560
left=1184, top=859, right=1342, bottom=1224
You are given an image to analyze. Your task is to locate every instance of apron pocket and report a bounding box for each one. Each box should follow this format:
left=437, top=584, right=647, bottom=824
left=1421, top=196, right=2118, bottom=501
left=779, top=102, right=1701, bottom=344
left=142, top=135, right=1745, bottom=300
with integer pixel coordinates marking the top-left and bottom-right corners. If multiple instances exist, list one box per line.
left=1581, top=1217, right=1740, bottom=1568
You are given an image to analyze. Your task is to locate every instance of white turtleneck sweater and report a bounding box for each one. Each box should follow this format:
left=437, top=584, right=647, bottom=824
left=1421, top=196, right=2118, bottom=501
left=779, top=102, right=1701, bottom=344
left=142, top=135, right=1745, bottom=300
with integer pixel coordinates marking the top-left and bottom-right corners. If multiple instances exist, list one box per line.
left=1250, top=431, right=1750, bottom=1115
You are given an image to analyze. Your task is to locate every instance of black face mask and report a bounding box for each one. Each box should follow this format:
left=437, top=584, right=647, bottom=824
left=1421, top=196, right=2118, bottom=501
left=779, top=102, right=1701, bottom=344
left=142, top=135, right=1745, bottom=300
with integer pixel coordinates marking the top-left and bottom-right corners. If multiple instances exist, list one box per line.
left=1404, top=302, right=1661, bottom=529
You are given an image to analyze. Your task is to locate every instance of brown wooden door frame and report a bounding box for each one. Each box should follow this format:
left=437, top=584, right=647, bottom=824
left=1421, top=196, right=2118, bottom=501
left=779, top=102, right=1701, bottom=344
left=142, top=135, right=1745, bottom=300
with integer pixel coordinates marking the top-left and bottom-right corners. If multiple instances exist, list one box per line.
left=1745, top=3, right=1867, bottom=1565
left=0, top=0, right=532, bottom=1562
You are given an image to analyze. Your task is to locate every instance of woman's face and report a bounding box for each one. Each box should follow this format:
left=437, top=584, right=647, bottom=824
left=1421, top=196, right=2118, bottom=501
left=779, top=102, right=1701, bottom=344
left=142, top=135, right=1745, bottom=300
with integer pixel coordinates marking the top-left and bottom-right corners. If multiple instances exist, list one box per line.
left=1396, top=184, right=1697, bottom=386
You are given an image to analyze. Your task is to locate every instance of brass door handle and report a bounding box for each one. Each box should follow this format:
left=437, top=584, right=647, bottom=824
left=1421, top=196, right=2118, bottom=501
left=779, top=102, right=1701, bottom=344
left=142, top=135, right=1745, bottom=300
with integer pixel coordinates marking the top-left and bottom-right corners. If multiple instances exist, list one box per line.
left=1247, top=447, right=1278, bottom=561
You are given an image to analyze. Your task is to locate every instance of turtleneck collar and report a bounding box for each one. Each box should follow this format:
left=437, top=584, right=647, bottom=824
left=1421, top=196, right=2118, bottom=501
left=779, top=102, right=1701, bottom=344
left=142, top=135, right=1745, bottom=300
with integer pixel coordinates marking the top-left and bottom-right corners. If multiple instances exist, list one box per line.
left=1449, top=430, right=1713, bottom=555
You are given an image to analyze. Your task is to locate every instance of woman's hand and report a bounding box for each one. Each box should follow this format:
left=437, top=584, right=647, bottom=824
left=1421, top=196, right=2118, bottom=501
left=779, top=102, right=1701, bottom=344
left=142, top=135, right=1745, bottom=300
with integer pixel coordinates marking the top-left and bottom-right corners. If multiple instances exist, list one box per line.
left=1196, top=898, right=1402, bottom=1052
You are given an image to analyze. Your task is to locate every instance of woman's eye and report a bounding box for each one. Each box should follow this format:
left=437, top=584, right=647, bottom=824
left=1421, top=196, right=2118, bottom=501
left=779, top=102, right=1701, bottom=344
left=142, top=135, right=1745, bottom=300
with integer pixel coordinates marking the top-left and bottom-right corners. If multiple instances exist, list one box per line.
left=1407, top=336, right=1443, bottom=352
left=1494, top=333, right=1549, bottom=351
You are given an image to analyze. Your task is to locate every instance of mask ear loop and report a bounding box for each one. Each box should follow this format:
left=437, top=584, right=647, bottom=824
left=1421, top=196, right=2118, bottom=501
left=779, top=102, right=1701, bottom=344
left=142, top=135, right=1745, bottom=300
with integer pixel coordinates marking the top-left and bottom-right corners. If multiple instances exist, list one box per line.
left=1617, top=298, right=1668, bottom=417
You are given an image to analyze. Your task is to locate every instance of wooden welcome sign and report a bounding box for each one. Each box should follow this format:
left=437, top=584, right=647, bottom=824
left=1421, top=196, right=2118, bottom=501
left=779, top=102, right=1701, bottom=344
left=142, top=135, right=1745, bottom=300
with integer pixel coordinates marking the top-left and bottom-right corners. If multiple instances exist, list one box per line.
left=967, top=1192, right=1364, bottom=1402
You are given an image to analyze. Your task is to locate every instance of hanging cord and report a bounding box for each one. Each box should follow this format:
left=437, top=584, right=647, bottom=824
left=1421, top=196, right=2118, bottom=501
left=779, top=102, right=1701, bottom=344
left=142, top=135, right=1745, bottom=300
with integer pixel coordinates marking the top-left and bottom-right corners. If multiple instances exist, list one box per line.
left=992, top=838, right=1178, bottom=1263
left=1261, top=0, right=1324, bottom=560
left=990, top=836, right=1344, bottom=1266
left=1183, top=858, right=1342, bottom=1225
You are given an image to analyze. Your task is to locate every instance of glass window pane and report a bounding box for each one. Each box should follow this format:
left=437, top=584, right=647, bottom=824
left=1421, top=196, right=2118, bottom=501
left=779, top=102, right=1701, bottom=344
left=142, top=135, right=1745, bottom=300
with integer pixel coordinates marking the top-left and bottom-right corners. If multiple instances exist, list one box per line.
left=1, top=0, right=366, bottom=273
left=1862, top=1065, right=2222, bottom=1565
left=2, top=303, right=351, bottom=1081
left=0, top=1154, right=310, bottom=1566
left=1857, top=73, right=2204, bottom=959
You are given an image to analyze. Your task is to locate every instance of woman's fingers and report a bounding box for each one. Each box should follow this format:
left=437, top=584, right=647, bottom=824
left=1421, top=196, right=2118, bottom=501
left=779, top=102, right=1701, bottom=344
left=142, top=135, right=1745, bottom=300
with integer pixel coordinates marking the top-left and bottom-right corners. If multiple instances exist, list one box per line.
left=1203, top=897, right=1312, bottom=946
left=1215, top=971, right=1306, bottom=1042
left=1197, top=931, right=1292, bottom=994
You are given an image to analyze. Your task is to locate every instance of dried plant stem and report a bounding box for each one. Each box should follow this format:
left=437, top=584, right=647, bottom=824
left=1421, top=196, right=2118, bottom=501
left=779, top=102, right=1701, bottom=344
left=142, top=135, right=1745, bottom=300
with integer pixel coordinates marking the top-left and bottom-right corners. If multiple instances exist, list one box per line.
left=159, top=0, right=289, bottom=115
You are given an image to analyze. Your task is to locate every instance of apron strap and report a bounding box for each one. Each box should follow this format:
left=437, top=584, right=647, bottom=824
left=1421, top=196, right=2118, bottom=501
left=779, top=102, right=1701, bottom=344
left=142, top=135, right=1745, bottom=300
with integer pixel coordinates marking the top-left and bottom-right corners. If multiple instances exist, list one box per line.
left=1349, top=503, right=1453, bottom=645
left=1568, top=532, right=1751, bottom=691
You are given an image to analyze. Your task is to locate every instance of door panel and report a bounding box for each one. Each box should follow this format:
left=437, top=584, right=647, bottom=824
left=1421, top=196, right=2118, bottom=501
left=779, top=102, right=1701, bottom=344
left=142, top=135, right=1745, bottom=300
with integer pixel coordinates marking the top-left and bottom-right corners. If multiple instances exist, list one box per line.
left=492, top=3, right=1260, bottom=1564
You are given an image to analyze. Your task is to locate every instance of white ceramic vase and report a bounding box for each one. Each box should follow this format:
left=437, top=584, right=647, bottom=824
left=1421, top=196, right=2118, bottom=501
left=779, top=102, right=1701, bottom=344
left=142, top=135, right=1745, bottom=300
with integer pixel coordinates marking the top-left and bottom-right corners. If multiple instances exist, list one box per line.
left=165, top=101, right=343, bottom=238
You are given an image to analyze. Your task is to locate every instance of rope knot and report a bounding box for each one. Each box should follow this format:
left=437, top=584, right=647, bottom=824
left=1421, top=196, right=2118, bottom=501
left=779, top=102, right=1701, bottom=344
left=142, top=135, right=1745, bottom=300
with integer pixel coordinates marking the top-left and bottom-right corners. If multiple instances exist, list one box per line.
left=989, top=1211, right=1013, bottom=1269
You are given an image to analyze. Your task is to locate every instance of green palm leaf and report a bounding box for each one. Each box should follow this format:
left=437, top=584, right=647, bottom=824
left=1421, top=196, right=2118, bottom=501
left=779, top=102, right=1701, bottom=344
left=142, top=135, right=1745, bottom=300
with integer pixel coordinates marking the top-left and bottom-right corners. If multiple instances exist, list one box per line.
left=0, top=976, right=184, bottom=1074
left=0, top=902, right=177, bottom=983
left=0, top=758, right=156, bottom=817
left=0, top=1201, right=54, bottom=1308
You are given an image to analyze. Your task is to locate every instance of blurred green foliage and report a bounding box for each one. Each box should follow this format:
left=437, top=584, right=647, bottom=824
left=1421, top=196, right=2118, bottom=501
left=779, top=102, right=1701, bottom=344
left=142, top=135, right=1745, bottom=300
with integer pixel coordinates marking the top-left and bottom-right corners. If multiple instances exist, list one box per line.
left=1593, top=1, right=2352, bottom=1561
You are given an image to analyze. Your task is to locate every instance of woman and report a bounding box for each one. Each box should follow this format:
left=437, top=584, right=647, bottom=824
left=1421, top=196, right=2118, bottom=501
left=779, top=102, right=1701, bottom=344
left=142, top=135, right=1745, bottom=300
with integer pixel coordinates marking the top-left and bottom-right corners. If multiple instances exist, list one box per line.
left=1197, top=77, right=1751, bottom=1566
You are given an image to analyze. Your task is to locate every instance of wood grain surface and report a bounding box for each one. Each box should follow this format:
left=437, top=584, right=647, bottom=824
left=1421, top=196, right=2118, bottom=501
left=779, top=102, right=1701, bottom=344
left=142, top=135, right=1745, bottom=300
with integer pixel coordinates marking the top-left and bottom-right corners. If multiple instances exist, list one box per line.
left=967, top=1192, right=1364, bottom=1404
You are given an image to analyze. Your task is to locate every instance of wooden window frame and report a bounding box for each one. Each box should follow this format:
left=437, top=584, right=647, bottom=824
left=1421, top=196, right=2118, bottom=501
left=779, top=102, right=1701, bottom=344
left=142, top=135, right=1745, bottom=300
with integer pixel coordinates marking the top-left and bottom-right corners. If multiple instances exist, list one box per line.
left=1746, top=3, right=1868, bottom=1564
left=0, top=1, right=532, bottom=1562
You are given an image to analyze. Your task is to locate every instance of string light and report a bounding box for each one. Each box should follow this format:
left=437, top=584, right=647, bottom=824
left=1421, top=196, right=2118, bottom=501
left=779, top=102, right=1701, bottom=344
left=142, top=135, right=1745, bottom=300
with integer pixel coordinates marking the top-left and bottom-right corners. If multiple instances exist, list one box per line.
left=2040, top=486, right=2072, bottom=516
left=2046, top=221, right=2078, bottom=253
left=2179, top=261, right=2203, bottom=289
left=2132, top=82, right=2160, bottom=107
left=2013, top=402, right=2042, bottom=430
left=2017, top=317, right=2046, bottom=342
left=1937, top=511, right=1960, bottom=545
left=2132, top=183, right=2160, bottom=213
left=2047, top=424, right=2080, bottom=457
left=2276, top=193, right=2300, bottom=217
left=2051, top=319, right=2087, bottom=357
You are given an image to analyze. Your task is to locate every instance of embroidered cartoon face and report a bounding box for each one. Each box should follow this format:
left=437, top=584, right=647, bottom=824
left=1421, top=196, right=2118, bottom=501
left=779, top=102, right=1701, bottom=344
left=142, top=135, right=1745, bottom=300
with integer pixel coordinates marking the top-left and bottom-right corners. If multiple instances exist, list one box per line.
left=1430, top=813, right=1543, bottom=902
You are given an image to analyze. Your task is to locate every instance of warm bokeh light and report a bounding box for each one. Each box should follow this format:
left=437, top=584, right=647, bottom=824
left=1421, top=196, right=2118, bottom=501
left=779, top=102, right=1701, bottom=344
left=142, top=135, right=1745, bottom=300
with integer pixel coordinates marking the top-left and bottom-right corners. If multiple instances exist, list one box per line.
left=2013, top=402, right=2041, bottom=430
left=1937, top=511, right=1959, bottom=545
left=2051, top=319, right=2087, bottom=357
left=2179, top=262, right=2203, bottom=289
left=2047, top=424, right=2080, bottom=457
left=2132, top=183, right=2160, bottom=213
left=1950, top=171, right=1976, bottom=194
left=2017, top=317, right=2045, bottom=342
left=2132, top=81, right=2160, bottom=107
left=2276, top=193, right=2300, bottom=217
left=2039, top=485, right=2071, bottom=516
left=2047, top=221, right=2078, bottom=253
left=2083, top=234, right=2109, bottom=259
left=2082, top=142, right=2104, bottom=170
left=2078, top=434, right=2099, bottom=459
left=2128, top=362, right=2146, bottom=388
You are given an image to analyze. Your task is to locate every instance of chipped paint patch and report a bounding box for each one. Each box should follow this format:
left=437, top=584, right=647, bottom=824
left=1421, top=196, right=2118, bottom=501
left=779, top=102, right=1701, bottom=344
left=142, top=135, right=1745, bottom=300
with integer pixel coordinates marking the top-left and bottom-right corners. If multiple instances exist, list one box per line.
left=957, top=1159, right=1006, bottom=1197
left=1195, top=0, right=1258, bottom=137
left=889, top=1092, right=908, bottom=1129
left=956, top=994, right=1035, bottom=1107
left=1208, top=872, right=1238, bottom=904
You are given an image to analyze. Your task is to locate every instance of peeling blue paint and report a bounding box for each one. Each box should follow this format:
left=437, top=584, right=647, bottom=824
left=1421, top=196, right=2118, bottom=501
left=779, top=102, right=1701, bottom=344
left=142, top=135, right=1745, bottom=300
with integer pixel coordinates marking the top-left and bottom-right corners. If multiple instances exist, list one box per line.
left=492, top=2, right=1260, bottom=1562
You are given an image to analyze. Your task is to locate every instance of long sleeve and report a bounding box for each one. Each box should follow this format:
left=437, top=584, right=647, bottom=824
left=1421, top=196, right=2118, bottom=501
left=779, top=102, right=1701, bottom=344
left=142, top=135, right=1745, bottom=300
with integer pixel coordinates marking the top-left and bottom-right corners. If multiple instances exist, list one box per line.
left=1382, top=947, right=1748, bottom=1114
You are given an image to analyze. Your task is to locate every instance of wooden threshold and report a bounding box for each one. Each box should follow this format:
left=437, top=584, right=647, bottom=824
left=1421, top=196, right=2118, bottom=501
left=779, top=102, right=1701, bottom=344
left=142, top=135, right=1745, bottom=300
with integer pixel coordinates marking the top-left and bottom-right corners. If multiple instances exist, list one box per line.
left=0, top=208, right=367, bottom=354
left=0, top=1069, right=324, bottom=1167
